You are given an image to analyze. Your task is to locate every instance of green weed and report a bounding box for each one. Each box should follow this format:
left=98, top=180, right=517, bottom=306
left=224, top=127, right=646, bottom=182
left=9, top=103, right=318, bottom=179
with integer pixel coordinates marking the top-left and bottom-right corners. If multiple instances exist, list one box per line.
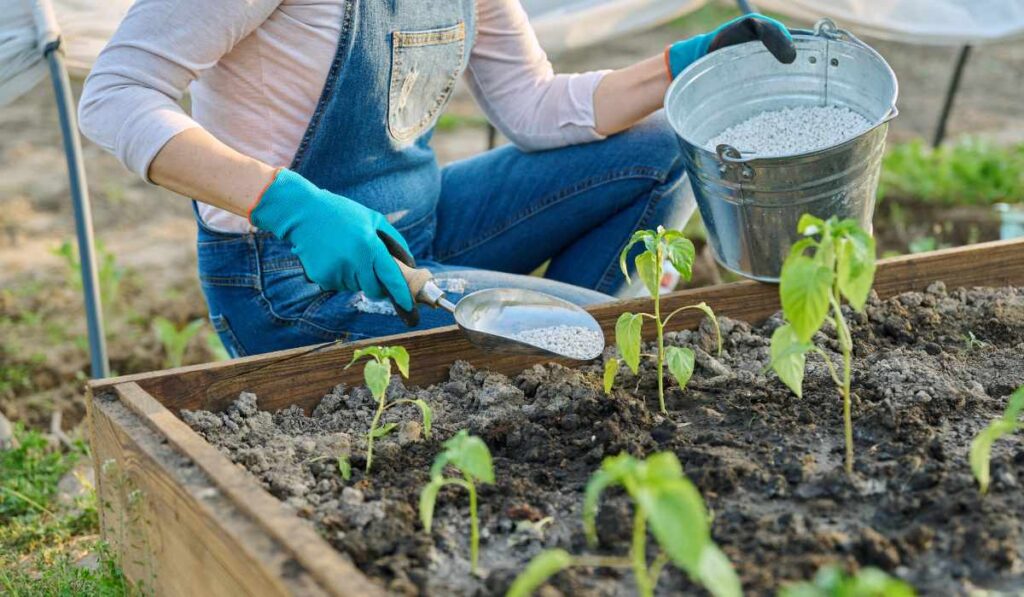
left=779, top=565, right=915, bottom=597
left=880, top=138, right=1024, bottom=206
left=970, top=385, right=1023, bottom=494
left=0, top=424, right=132, bottom=595
left=152, top=317, right=205, bottom=369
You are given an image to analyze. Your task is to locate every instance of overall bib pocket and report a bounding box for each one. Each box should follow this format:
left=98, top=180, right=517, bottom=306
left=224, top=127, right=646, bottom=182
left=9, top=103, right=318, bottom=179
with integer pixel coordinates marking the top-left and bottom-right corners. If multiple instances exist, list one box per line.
left=388, top=21, right=466, bottom=143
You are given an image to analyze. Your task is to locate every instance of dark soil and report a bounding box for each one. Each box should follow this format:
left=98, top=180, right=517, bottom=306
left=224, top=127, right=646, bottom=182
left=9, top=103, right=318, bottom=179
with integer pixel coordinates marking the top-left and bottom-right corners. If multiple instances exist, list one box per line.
left=182, top=283, right=1024, bottom=596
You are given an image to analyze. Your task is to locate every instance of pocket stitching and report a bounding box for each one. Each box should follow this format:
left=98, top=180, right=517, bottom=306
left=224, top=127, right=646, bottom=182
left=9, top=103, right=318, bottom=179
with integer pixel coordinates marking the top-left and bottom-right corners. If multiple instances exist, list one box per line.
left=388, top=21, right=466, bottom=143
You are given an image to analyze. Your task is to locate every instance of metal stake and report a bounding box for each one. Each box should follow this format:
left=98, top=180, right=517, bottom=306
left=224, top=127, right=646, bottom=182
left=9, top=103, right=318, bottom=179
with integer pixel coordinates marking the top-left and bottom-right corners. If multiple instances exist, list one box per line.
left=932, top=45, right=971, bottom=148
left=45, top=39, right=110, bottom=378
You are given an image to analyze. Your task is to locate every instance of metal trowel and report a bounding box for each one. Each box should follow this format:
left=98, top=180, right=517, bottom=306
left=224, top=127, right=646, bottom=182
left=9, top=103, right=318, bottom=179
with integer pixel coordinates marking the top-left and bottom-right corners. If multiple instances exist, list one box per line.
left=393, top=259, right=605, bottom=361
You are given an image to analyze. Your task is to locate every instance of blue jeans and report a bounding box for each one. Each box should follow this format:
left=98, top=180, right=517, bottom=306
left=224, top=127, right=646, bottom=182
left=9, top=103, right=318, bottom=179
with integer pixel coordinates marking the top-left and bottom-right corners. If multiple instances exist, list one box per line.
left=198, top=113, right=694, bottom=357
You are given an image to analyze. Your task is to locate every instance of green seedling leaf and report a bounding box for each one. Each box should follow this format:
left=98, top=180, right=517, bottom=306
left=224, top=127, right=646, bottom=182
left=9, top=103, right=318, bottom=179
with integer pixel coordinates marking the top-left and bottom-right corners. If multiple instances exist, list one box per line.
left=664, top=235, right=696, bottom=281
left=603, top=358, right=619, bottom=395
left=970, top=419, right=1017, bottom=495
left=583, top=454, right=635, bottom=546
left=635, top=250, right=661, bottom=297
left=507, top=549, right=574, bottom=597
left=410, top=399, right=432, bottom=439
left=348, top=346, right=386, bottom=366
left=363, top=358, right=391, bottom=401
left=619, top=230, right=656, bottom=281
left=370, top=422, right=398, bottom=439
left=665, top=346, right=695, bottom=391
left=434, top=430, right=494, bottom=484
left=337, top=455, right=351, bottom=481
left=770, top=324, right=812, bottom=398
left=386, top=346, right=410, bottom=378
left=797, top=214, right=826, bottom=236
left=836, top=233, right=876, bottom=311
left=615, top=312, right=643, bottom=374
left=1004, top=385, right=1024, bottom=423
left=695, top=544, right=742, bottom=597
left=635, top=476, right=709, bottom=574
left=780, top=256, right=833, bottom=343
left=419, top=478, right=444, bottom=532
left=779, top=565, right=915, bottom=597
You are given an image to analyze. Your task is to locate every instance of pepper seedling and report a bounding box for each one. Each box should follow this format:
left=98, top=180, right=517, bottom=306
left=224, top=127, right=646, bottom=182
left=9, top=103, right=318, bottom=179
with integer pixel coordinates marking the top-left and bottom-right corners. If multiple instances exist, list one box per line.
left=769, top=215, right=876, bottom=476
left=970, top=384, right=1023, bottom=494
left=508, top=452, right=740, bottom=597
left=346, top=345, right=431, bottom=474
left=603, top=227, right=722, bottom=413
left=778, top=565, right=915, bottom=597
left=419, top=429, right=494, bottom=573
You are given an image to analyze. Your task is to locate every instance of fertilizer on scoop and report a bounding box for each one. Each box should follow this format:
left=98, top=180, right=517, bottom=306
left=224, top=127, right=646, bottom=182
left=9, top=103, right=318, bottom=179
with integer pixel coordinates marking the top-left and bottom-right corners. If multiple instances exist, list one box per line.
left=511, top=325, right=604, bottom=360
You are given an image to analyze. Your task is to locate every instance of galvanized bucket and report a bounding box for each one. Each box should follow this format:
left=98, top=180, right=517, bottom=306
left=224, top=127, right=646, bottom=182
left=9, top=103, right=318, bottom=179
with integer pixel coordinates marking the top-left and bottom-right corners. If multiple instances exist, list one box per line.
left=665, top=19, right=898, bottom=282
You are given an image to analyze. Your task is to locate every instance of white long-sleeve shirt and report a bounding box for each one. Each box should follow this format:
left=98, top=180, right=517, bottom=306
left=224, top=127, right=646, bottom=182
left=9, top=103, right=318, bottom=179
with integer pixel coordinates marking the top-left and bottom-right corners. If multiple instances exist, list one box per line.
left=79, top=0, right=611, bottom=233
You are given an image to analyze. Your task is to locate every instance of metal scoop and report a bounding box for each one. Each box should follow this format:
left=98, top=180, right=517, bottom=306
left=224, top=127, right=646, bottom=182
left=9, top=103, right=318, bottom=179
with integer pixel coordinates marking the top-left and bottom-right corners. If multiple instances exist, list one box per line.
left=395, top=261, right=605, bottom=361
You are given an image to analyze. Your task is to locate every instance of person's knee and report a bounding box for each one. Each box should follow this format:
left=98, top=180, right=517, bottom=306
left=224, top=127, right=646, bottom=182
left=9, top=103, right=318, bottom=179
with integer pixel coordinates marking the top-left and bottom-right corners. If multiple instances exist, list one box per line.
left=613, top=110, right=687, bottom=185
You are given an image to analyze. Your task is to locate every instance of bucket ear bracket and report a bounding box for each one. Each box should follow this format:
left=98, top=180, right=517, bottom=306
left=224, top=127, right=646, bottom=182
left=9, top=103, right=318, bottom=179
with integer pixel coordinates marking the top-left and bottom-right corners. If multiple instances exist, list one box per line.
left=716, top=144, right=755, bottom=182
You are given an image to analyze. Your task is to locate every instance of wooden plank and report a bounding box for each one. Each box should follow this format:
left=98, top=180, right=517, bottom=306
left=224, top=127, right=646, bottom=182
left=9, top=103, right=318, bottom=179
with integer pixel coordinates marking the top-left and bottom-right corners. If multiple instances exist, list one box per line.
left=90, top=238, right=1024, bottom=415
left=88, top=387, right=335, bottom=596
left=112, top=382, right=384, bottom=597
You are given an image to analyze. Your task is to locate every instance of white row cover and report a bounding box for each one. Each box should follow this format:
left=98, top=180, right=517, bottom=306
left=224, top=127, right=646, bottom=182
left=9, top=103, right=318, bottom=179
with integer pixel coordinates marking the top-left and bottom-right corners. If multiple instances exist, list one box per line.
left=1, top=0, right=701, bottom=103
left=752, top=0, right=1024, bottom=46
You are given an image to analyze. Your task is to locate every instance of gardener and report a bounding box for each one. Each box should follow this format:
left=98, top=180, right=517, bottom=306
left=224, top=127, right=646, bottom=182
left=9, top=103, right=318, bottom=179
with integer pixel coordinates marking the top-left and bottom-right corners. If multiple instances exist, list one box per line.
left=79, top=2, right=795, bottom=357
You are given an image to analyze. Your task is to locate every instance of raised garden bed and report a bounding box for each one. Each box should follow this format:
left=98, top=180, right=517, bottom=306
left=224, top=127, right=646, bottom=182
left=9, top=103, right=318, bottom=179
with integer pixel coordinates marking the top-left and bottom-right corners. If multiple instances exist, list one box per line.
left=87, top=239, right=1024, bottom=596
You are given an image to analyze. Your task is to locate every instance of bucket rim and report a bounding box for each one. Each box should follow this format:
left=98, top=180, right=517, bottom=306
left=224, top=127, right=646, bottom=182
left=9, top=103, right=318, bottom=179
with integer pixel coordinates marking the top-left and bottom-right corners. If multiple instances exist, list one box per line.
left=664, top=18, right=899, bottom=163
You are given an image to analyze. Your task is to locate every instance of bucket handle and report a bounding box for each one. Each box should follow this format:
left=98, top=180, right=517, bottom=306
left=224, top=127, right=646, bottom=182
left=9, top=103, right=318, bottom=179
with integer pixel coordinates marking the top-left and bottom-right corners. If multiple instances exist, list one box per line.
left=716, top=144, right=756, bottom=181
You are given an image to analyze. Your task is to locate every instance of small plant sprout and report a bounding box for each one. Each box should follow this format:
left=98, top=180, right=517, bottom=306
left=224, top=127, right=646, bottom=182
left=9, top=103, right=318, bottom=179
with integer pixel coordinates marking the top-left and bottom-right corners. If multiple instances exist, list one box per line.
left=508, top=452, right=740, bottom=597
left=419, top=430, right=494, bottom=573
left=970, top=384, right=1023, bottom=494
left=769, top=215, right=876, bottom=476
left=603, top=227, right=722, bottom=413
left=345, top=346, right=431, bottom=474
left=779, top=565, right=915, bottom=597
left=152, top=317, right=205, bottom=369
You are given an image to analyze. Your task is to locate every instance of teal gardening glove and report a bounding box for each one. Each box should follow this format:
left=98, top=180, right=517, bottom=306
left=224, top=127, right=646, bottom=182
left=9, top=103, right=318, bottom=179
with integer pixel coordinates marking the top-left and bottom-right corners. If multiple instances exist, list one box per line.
left=250, top=168, right=420, bottom=326
left=666, top=13, right=796, bottom=79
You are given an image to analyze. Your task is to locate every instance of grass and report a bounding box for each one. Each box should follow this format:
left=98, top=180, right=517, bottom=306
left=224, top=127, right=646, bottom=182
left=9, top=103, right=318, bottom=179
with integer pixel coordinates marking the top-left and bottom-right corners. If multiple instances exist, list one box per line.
left=880, top=138, right=1024, bottom=206
left=0, top=424, right=134, bottom=596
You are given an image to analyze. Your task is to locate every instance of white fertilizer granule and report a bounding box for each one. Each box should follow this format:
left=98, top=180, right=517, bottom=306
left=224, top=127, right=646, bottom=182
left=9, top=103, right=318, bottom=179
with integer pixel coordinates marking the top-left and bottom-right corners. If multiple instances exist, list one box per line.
left=706, top=105, right=872, bottom=157
left=512, top=325, right=604, bottom=360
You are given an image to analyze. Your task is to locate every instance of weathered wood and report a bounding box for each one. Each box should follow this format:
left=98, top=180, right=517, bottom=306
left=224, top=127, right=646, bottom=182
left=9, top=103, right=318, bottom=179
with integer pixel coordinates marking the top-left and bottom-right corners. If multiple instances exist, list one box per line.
left=88, top=387, right=342, bottom=596
left=85, top=239, right=1024, bottom=596
left=112, top=382, right=384, bottom=597
left=90, top=238, right=1024, bottom=415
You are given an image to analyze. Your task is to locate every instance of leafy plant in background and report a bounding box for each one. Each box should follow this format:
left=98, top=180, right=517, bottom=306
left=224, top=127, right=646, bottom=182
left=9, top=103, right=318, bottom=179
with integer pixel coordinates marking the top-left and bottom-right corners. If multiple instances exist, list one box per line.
left=346, top=346, right=431, bottom=474
left=779, top=565, right=915, bottom=597
left=509, top=452, right=740, bottom=597
left=880, top=138, right=1024, bottom=206
left=53, top=240, right=124, bottom=318
left=419, top=430, right=494, bottom=573
left=970, top=385, right=1024, bottom=494
left=152, top=317, right=205, bottom=369
left=769, top=215, right=876, bottom=476
left=604, top=227, right=722, bottom=413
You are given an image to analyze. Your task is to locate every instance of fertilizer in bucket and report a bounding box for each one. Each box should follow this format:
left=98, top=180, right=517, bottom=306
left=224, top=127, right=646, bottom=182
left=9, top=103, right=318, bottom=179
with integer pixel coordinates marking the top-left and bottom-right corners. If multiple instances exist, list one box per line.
left=706, top=105, right=873, bottom=157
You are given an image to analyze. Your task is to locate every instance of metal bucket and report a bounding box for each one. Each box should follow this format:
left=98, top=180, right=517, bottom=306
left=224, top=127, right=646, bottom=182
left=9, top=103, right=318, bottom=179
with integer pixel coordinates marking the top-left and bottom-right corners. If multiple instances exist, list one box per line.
left=665, top=19, right=898, bottom=282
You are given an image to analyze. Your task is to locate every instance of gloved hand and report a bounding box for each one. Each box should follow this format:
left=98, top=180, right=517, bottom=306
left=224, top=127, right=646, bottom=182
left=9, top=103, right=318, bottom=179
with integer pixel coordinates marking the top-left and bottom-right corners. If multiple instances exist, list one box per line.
left=666, top=14, right=796, bottom=79
left=249, top=168, right=419, bottom=326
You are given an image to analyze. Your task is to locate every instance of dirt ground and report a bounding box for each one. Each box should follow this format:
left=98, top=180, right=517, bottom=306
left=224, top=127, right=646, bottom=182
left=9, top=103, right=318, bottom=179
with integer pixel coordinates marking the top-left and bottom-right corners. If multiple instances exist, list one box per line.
left=2, top=1, right=1024, bottom=427
left=184, top=284, right=1024, bottom=595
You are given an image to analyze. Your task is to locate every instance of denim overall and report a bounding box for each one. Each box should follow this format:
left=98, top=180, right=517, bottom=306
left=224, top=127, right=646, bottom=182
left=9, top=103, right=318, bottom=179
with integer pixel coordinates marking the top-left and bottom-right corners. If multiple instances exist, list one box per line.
left=197, top=1, right=695, bottom=357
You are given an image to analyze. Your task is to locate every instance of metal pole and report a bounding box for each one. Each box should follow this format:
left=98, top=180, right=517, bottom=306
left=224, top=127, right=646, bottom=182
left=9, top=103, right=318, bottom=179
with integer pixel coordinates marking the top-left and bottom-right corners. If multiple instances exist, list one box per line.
left=736, top=0, right=754, bottom=14
left=932, top=45, right=971, bottom=148
left=45, top=40, right=110, bottom=378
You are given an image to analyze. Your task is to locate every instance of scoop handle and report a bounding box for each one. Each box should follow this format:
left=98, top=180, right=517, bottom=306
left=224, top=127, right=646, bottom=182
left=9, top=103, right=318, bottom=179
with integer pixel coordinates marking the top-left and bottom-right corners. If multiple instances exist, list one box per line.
left=393, top=258, right=449, bottom=310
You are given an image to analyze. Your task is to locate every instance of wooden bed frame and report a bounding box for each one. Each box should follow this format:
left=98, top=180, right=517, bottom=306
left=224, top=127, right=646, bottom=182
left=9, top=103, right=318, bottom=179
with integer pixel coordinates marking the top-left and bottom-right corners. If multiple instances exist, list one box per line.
left=86, top=239, right=1024, bottom=596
